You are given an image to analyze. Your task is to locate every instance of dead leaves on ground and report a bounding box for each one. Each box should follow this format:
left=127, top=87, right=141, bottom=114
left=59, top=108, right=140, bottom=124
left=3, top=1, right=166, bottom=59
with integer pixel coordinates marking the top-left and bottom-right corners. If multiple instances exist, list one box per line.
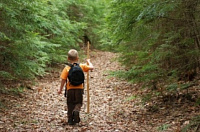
left=0, top=50, right=199, bottom=131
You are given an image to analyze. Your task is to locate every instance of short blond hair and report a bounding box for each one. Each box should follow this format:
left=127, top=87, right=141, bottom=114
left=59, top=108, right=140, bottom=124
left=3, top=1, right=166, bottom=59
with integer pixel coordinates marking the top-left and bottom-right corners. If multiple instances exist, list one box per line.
left=68, top=49, right=78, bottom=61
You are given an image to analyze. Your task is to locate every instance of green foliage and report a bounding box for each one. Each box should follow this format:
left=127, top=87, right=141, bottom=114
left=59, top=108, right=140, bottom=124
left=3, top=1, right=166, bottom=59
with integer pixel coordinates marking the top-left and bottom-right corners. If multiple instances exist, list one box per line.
left=181, top=116, right=200, bottom=132
left=0, top=71, right=14, bottom=80
left=195, top=98, right=200, bottom=106
left=9, top=86, right=25, bottom=95
left=142, top=93, right=152, bottom=104
left=166, top=83, right=178, bottom=92
left=157, top=123, right=170, bottom=131
left=102, top=0, right=200, bottom=91
left=125, top=95, right=137, bottom=101
left=0, top=0, right=108, bottom=89
left=0, top=0, right=86, bottom=82
left=1, top=0, right=199, bottom=104
left=0, top=86, right=25, bottom=95
left=66, top=0, right=106, bottom=48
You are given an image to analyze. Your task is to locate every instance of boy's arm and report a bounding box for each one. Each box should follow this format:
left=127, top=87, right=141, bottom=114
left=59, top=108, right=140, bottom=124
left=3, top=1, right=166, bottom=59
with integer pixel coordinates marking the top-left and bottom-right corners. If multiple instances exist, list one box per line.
left=58, top=79, right=66, bottom=95
left=87, top=59, right=94, bottom=70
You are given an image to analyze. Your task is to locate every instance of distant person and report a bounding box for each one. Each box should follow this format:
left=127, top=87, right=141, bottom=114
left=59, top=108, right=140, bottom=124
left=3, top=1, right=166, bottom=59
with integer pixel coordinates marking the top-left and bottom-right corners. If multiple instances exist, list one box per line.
left=58, top=49, right=94, bottom=125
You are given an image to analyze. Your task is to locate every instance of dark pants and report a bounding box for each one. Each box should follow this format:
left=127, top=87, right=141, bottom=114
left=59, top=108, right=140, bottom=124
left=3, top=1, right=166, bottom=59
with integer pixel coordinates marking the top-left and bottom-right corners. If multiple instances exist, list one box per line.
left=67, top=89, right=83, bottom=119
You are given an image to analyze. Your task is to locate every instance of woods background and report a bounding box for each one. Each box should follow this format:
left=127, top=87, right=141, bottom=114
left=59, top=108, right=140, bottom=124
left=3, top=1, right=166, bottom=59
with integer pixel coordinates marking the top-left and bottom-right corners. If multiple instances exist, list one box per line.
left=0, top=0, right=200, bottom=131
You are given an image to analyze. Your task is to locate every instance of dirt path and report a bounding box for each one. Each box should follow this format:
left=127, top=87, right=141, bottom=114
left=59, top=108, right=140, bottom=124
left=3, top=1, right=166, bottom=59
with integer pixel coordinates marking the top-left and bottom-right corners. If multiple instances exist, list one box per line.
left=0, top=50, right=199, bottom=132
left=0, top=50, right=138, bottom=131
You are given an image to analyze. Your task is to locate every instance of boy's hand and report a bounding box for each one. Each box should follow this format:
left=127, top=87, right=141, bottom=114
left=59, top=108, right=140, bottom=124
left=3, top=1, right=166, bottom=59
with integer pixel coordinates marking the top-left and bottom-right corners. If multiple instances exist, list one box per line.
left=86, top=59, right=91, bottom=63
left=86, top=59, right=94, bottom=70
left=58, top=79, right=65, bottom=95
left=57, top=90, right=62, bottom=95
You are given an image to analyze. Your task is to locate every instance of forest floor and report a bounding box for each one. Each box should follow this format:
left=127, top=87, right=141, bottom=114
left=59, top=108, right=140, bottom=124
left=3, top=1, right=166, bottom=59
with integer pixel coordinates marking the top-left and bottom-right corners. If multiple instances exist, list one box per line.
left=0, top=50, right=200, bottom=132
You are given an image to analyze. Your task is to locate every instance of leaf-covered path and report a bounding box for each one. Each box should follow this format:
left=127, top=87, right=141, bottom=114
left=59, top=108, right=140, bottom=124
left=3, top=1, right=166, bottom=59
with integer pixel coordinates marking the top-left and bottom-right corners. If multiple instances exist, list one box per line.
left=0, top=50, right=138, bottom=131
left=0, top=50, right=199, bottom=132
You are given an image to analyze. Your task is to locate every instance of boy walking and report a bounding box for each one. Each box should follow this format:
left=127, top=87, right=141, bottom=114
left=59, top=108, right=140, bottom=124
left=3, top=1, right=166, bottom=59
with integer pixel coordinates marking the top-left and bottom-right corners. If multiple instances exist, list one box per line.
left=58, top=49, right=94, bottom=125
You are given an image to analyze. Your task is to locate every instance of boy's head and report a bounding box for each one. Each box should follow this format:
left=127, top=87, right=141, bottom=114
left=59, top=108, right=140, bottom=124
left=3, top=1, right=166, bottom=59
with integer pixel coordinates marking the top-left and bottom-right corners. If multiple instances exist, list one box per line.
left=68, top=49, right=78, bottom=62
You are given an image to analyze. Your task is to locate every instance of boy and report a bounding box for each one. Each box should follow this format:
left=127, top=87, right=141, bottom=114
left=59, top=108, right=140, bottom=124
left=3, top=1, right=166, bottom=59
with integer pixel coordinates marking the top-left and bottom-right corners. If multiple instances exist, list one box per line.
left=58, top=49, right=94, bottom=125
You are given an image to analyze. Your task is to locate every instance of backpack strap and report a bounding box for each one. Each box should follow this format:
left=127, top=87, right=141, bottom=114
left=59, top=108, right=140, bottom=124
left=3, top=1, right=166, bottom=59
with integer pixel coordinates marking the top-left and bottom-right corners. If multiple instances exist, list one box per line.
left=65, top=62, right=80, bottom=67
left=64, top=62, right=73, bottom=67
left=63, top=62, right=72, bottom=94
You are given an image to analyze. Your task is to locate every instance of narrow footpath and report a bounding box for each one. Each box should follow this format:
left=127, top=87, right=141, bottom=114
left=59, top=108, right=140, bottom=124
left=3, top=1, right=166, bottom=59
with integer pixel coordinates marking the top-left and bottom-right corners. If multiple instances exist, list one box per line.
left=0, top=50, right=139, bottom=131
left=0, top=50, right=199, bottom=132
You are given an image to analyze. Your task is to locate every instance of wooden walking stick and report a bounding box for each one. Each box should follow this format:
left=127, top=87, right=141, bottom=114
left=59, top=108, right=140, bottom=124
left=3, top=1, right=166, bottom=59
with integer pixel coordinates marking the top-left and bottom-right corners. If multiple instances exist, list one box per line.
left=87, top=41, right=90, bottom=113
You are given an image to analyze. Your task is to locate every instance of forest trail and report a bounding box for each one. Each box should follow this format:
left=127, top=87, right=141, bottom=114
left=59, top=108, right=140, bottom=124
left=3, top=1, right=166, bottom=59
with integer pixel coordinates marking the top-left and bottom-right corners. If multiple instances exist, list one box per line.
left=0, top=50, right=139, bottom=131
left=0, top=50, right=199, bottom=132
